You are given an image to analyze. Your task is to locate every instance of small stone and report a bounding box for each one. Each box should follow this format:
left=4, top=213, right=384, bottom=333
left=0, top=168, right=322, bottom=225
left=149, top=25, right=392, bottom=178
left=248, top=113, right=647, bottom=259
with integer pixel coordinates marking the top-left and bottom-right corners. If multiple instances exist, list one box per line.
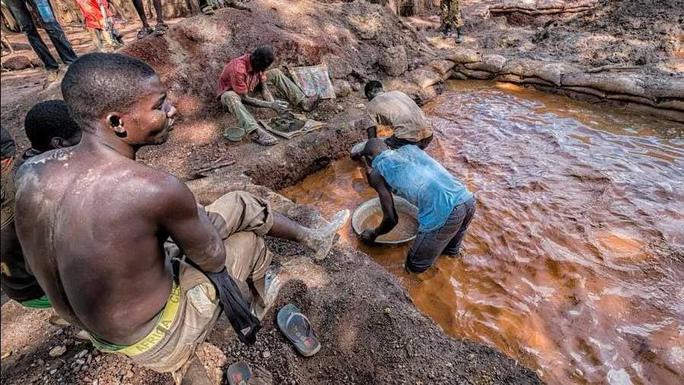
left=49, top=346, right=67, bottom=358
left=124, top=369, right=134, bottom=379
left=75, top=359, right=85, bottom=365
left=332, top=79, right=352, bottom=97
left=262, top=350, right=271, bottom=359
left=76, top=349, right=88, bottom=359
left=379, top=45, right=408, bottom=76
left=49, top=369, right=57, bottom=375
left=336, top=104, right=344, bottom=112
left=75, top=330, right=91, bottom=340
left=1, top=55, right=33, bottom=71
left=383, top=307, right=391, bottom=314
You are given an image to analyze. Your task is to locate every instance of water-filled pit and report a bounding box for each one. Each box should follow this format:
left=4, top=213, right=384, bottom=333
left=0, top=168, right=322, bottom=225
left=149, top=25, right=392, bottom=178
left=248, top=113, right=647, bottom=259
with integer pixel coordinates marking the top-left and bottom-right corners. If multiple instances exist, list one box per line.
left=281, top=81, right=684, bottom=385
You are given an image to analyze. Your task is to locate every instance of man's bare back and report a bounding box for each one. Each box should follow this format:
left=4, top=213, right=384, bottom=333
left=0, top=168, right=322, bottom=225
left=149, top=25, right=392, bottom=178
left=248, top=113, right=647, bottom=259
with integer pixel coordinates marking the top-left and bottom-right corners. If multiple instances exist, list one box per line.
left=15, top=143, right=183, bottom=343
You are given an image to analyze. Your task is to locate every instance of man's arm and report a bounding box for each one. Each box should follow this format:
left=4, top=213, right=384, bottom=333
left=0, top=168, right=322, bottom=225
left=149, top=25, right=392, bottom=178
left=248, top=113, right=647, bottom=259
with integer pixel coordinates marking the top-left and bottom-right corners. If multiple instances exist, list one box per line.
left=367, top=124, right=377, bottom=139
left=241, top=94, right=288, bottom=112
left=153, top=175, right=225, bottom=272
left=360, top=160, right=398, bottom=243
left=231, top=71, right=288, bottom=112
left=261, top=83, right=275, bottom=102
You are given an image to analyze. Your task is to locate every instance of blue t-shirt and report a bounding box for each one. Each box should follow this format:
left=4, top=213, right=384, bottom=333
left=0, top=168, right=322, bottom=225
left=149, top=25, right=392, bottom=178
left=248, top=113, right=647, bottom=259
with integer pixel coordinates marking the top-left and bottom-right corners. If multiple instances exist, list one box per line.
left=372, top=145, right=472, bottom=232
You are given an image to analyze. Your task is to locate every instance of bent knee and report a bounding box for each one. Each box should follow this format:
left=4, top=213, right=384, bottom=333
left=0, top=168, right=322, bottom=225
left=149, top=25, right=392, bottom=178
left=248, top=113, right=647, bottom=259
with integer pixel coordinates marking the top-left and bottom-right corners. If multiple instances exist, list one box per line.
left=221, top=91, right=242, bottom=105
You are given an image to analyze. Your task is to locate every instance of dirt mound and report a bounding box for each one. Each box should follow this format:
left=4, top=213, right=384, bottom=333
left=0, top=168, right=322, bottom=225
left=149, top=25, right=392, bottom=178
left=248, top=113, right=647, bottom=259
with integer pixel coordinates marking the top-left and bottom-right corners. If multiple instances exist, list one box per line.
left=121, top=0, right=434, bottom=118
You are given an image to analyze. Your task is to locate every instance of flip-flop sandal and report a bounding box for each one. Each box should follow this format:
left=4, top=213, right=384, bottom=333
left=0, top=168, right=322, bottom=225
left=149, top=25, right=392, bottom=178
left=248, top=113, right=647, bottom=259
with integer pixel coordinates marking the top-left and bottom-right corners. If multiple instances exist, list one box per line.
left=136, top=27, right=153, bottom=39
left=201, top=5, right=215, bottom=15
left=226, top=361, right=251, bottom=385
left=277, top=304, right=321, bottom=357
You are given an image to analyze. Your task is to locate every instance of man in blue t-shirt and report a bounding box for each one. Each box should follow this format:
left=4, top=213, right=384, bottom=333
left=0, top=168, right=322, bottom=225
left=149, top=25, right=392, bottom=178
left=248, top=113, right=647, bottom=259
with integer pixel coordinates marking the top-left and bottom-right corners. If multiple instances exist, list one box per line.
left=357, top=138, right=476, bottom=273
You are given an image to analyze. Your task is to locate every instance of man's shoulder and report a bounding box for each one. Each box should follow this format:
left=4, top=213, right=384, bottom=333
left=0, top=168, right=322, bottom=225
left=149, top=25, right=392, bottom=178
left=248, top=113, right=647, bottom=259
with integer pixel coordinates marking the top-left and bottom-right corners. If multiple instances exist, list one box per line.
left=227, top=55, right=248, bottom=71
left=15, top=148, right=73, bottom=184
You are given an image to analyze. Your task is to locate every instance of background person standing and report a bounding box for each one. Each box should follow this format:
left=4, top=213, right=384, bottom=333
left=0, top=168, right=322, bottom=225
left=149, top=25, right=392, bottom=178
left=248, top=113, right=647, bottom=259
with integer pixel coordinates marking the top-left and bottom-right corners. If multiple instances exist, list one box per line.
left=440, top=0, right=464, bottom=43
left=130, top=0, right=166, bottom=38
left=5, top=0, right=78, bottom=80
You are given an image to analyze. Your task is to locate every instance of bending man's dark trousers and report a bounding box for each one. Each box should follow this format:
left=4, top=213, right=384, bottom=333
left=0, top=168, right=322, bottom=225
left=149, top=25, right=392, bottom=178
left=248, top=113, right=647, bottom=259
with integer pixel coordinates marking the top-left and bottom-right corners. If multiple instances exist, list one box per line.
left=405, top=197, right=476, bottom=273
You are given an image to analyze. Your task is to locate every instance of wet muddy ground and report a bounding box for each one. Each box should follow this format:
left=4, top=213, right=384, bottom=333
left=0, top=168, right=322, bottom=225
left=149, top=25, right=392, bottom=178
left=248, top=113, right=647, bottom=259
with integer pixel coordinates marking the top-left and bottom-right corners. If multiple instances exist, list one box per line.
left=281, top=80, right=684, bottom=385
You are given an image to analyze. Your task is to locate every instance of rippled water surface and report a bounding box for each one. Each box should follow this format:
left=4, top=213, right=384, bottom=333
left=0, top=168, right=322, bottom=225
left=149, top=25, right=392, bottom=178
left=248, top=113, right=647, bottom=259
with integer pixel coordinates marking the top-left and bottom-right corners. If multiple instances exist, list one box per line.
left=281, top=81, right=684, bottom=385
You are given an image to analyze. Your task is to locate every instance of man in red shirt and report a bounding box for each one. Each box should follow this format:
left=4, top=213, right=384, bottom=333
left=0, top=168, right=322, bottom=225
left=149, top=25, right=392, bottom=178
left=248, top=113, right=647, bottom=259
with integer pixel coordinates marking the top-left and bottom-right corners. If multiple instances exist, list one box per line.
left=217, top=46, right=318, bottom=146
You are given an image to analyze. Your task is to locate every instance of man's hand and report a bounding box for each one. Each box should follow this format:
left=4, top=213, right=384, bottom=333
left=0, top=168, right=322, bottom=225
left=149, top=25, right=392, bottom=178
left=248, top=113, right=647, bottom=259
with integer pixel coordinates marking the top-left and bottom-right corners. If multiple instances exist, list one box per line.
left=359, top=229, right=377, bottom=244
left=270, top=100, right=290, bottom=113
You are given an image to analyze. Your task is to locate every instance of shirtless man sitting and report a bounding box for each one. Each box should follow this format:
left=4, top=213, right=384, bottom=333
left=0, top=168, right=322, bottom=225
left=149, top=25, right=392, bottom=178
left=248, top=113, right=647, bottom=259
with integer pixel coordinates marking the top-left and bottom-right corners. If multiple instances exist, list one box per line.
left=14, top=53, right=348, bottom=385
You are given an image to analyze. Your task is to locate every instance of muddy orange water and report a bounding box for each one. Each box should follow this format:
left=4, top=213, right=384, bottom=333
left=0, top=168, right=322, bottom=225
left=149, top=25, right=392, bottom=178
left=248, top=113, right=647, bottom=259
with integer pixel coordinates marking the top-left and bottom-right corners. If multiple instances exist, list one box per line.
left=281, top=81, right=684, bottom=385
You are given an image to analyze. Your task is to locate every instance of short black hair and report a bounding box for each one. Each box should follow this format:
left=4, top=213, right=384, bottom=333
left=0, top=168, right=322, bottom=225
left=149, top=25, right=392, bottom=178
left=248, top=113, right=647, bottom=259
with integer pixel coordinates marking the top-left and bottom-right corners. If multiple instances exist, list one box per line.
left=61, top=52, right=157, bottom=129
left=364, top=80, right=383, bottom=100
left=251, top=46, right=275, bottom=72
left=24, top=100, right=81, bottom=152
left=362, top=137, right=388, bottom=158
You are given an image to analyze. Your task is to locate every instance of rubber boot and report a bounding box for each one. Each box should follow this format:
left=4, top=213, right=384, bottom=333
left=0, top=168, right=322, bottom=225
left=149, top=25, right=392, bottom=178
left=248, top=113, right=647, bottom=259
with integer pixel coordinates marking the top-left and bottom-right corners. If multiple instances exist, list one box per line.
left=455, top=27, right=464, bottom=44
left=442, top=24, right=451, bottom=38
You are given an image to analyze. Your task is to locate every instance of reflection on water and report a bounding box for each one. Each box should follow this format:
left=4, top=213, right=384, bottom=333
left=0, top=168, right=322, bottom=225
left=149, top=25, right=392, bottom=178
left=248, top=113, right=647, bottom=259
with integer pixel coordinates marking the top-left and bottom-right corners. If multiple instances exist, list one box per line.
left=281, top=81, right=684, bottom=385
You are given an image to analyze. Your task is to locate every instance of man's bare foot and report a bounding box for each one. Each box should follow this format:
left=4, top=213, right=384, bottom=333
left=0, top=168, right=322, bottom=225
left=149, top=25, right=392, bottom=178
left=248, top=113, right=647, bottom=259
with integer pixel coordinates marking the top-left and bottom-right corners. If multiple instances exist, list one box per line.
left=305, top=210, right=350, bottom=260
left=300, top=95, right=320, bottom=112
left=249, top=127, right=278, bottom=146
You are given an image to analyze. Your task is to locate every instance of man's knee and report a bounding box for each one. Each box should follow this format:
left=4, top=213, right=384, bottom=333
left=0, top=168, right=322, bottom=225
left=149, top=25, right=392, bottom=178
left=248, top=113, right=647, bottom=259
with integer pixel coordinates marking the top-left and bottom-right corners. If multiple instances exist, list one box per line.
left=264, top=68, right=284, bottom=81
left=220, top=91, right=242, bottom=107
left=224, top=231, right=269, bottom=280
left=41, top=21, right=60, bottom=32
left=405, top=243, right=438, bottom=273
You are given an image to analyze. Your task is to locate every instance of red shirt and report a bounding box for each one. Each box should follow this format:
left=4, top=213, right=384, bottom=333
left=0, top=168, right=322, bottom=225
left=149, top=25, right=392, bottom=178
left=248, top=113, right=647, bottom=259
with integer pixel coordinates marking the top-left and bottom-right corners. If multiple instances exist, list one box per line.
left=75, top=0, right=111, bottom=30
left=216, top=54, right=266, bottom=97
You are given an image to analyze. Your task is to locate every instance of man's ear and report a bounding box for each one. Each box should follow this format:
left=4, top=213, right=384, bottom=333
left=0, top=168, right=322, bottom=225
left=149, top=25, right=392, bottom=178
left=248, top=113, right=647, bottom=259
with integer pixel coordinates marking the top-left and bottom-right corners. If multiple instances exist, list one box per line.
left=50, top=137, right=65, bottom=149
left=106, top=113, right=127, bottom=138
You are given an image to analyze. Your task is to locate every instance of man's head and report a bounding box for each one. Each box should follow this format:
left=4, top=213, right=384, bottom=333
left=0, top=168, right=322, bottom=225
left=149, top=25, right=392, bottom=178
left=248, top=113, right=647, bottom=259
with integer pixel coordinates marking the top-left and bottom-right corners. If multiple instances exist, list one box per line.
left=360, top=137, right=389, bottom=161
left=364, top=81, right=384, bottom=101
left=61, top=53, right=176, bottom=147
left=24, top=100, right=82, bottom=153
left=250, top=46, right=275, bottom=72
